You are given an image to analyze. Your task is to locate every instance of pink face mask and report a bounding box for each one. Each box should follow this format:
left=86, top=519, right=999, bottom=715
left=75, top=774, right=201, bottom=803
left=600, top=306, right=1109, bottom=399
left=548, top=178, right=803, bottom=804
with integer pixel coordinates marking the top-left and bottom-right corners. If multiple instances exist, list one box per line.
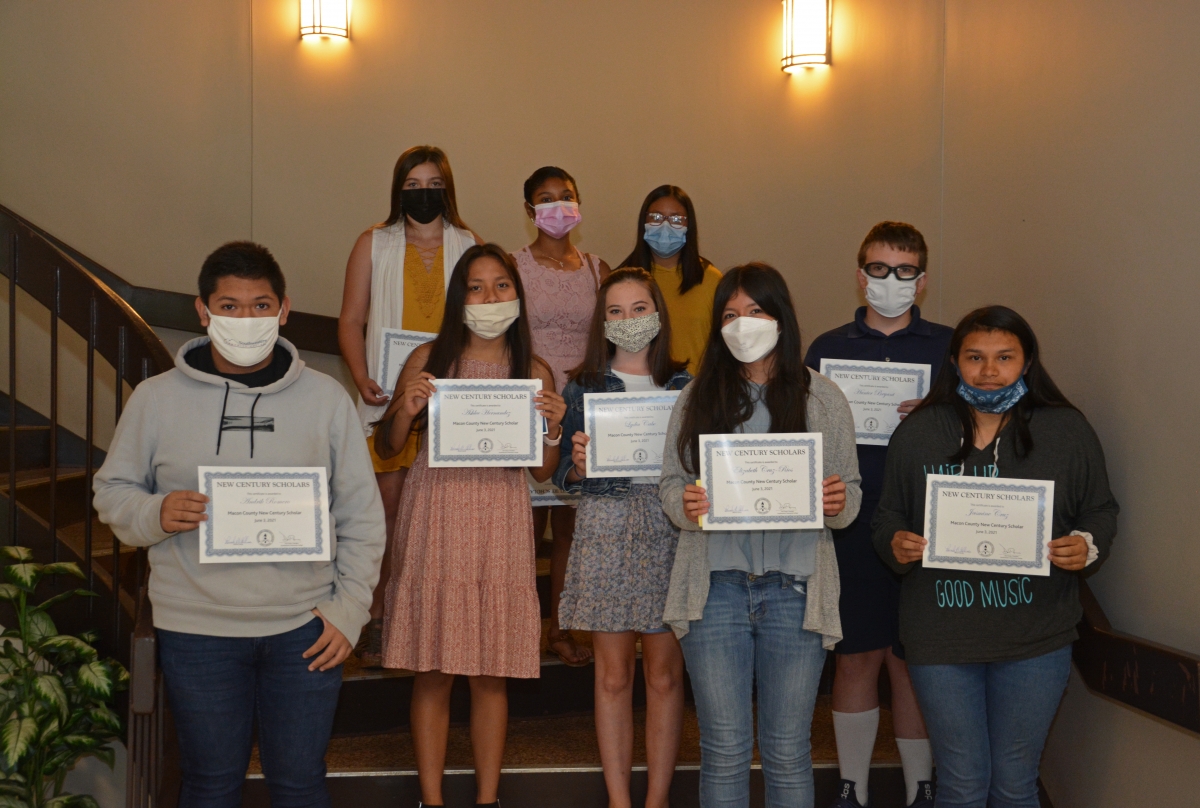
left=532, top=200, right=582, bottom=239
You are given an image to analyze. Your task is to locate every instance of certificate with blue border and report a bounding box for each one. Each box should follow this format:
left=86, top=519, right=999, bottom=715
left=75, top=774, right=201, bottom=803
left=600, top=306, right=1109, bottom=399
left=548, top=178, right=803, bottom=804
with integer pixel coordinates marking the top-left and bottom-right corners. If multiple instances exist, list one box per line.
left=583, top=390, right=681, bottom=479
left=922, top=474, right=1054, bottom=576
left=527, top=470, right=581, bottom=507
left=377, top=328, right=436, bottom=398
left=198, top=466, right=332, bottom=563
left=819, top=359, right=930, bottom=446
left=428, top=379, right=543, bottom=468
left=697, top=433, right=823, bottom=531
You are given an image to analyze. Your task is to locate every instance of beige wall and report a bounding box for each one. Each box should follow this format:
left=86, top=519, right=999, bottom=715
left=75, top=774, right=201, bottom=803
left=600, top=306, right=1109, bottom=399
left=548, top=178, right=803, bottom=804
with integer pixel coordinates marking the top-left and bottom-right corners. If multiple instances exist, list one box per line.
left=3, top=0, right=1200, bottom=802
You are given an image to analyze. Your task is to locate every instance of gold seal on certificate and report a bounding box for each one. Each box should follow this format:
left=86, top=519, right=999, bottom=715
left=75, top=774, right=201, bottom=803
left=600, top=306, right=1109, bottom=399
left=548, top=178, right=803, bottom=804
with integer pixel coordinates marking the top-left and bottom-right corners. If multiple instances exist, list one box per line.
left=427, top=379, right=543, bottom=468
left=198, top=467, right=332, bottom=563
left=583, top=390, right=681, bottom=479
left=377, top=328, right=436, bottom=398
left=922, top=474, right=1055, bottom=576
left=697, top=433, right=824, bottom=531
left=819, top=359, right=931, bottom=446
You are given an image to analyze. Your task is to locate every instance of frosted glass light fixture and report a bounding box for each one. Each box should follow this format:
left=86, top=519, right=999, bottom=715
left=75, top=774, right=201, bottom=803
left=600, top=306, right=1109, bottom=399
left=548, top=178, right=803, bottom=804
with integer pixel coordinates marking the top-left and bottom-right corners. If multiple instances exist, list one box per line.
left=300, top=0, right=350, bottom=39
left=781, top=0, right=831, bottom=71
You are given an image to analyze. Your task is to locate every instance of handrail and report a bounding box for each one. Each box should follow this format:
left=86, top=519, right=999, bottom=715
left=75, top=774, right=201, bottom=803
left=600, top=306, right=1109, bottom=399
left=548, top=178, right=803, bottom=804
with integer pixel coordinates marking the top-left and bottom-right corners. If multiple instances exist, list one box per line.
left=1074, top=580, right=1200, bottom=733
left=0, top=204, right=175, bottom=808
left=0, top=204, right=341, bottom=356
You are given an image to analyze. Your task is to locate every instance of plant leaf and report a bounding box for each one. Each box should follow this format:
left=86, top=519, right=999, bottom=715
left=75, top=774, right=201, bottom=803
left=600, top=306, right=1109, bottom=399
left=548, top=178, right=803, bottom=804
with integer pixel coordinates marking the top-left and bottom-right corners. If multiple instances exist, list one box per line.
left=44, top=796, right=99, bottom=808
left=2, top=565, right=40, bottom=592
left=37, top=563, right=83, bottom=580
left=60, top=735, right=101, bottom=751
left=33, top=674, right=68, bottom=721
left=26, top=612, right=55, bottom=644
left=0, top=548, right=32, bottom=562
left=75, top=630, right=99, bottom=647
left=1, top=716, right=37, bottom=769
left=37, top=716, right=60, bottom=746
left=29, top=590, right=88, bottom=615
left=89, top=744, right=115, bottom=770
left=37, top=637, right=96, bottom=662
left=0, top=784, right=27, bottom=796
left=75, top=662, right=111, bottom=700
left=0, top=585, right=19, bottom=602
left=0, top=795, right=30, bottom=808
left=86, top=707, right=121, bottom=736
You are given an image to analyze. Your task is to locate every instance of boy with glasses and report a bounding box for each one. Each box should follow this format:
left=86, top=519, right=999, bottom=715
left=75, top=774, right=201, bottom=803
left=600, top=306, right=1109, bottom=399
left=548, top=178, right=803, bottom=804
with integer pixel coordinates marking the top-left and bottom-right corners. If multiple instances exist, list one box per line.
left=804, top=222, right=952, bottom=808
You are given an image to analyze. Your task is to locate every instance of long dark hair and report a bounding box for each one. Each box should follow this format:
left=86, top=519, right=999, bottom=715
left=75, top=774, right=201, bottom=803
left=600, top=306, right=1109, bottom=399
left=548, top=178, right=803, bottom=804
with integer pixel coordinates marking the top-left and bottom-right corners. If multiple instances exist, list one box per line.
left=676, top=263, right=811, bottom=475
left=382, top=145, right=469, bottom=229
left=414, top=244, right=536, bottom=432
left=915, top=305, right=1076, bottom=463
left=618, top=185, right=709, bottom=294
left=569, top=268, right=687, bottom=389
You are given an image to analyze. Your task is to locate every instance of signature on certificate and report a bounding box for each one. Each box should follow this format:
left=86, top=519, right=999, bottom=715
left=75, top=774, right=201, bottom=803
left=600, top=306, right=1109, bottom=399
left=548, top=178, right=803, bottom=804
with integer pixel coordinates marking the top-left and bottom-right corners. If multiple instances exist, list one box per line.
left=944, top=544, right=971, bottom=555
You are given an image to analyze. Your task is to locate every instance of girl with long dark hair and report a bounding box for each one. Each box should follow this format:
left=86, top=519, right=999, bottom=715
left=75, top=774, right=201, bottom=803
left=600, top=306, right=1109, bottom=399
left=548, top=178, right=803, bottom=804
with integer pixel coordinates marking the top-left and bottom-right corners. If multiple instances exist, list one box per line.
left=373, top=244, right=566, bottom=808
left=552, top=268, right=690, bottom=808
left=659, top=263, right=862, bottom=807
left=337, top=145, right=482, bottom=665
left=618, top=185, right=722, bottom=375
left=873, top=305, right=1119, bottom=808
left=513, top=165, right=611, bottom=667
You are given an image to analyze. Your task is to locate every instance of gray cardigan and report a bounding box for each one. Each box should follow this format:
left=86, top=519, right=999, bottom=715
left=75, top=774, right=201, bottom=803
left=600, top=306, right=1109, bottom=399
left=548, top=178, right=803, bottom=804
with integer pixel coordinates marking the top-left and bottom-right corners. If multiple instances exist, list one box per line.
left=658, top=372, right=862, bottom=649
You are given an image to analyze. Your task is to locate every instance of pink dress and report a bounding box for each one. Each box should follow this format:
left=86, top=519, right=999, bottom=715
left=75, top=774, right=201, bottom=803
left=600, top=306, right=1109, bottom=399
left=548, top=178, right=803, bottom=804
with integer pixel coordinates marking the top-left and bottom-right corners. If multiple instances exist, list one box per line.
left=512, top=246, right=601, bottom=393
left=381, top=359, right=541, bottom=678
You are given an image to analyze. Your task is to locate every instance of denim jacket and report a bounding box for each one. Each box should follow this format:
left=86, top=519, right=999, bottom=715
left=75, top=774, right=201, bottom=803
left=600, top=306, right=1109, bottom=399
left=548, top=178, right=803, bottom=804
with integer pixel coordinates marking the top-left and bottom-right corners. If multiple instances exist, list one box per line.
left=552, top=366, right=692, bottom=498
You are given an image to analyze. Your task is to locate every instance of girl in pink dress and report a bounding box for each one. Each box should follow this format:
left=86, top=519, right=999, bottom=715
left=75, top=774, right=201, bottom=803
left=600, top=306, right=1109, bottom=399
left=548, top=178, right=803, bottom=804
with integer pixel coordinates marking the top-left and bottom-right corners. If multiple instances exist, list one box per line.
left=375, top=243, right=567, bottom=808
left=511, top=165, right=611, bottom=666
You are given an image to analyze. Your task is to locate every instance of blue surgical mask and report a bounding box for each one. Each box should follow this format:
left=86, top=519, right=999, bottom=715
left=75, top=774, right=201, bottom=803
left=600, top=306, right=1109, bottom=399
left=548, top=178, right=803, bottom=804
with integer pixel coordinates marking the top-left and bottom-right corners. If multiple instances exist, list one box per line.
left=955, top=369, right=1028, bottom=414
left=643, top=222, right=688, bottom=258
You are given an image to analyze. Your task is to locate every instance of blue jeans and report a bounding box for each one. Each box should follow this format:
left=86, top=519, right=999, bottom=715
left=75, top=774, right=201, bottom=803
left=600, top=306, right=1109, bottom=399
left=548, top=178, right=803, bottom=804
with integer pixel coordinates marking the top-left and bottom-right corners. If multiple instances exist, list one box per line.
left=158, top=618, right=343, bottom=808
left=680, top=571, right=827, bottom=808
left=908, top=645, right=1072, bottom=808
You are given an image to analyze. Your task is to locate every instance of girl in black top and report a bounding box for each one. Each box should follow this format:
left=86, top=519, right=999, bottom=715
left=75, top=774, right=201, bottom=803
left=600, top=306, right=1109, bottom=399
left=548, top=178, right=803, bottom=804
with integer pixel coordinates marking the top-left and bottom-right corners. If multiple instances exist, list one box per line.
left=872, top=306, right=1118, bottom=808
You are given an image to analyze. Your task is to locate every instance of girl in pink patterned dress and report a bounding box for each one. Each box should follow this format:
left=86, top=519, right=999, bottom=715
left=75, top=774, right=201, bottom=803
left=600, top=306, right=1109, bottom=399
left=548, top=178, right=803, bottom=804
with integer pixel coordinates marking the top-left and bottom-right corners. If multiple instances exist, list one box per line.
left=512, top=165, right=611, bottom=667
left=374, top=244, right=567, bottom=808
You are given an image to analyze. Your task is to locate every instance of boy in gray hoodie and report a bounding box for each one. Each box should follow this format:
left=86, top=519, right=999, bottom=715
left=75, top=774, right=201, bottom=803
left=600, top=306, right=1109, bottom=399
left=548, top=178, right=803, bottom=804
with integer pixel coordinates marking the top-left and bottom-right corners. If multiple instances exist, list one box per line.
left=94, top=242, right=385, bottom=808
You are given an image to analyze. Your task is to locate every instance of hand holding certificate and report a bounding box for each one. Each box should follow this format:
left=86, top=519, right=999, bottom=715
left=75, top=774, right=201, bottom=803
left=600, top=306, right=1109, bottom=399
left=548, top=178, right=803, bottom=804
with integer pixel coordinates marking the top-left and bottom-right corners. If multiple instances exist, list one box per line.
left=199, top=467, right=332, bottom=563
left=922, top=474, right=1055, bottom=576
left=819, top=359, right=930, bottom=445
left=697, top=433, right=824, bottom=531
left=583, top=391, right=681, bottom=478
left=428, top=379, right=544, bottom=467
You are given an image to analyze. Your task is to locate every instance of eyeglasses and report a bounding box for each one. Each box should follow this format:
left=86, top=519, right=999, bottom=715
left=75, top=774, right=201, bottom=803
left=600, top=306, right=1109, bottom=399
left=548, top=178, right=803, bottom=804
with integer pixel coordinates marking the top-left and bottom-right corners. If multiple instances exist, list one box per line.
left=645, top=212, right=688, bottom=228
left=863, top=262, right=922, bottom=281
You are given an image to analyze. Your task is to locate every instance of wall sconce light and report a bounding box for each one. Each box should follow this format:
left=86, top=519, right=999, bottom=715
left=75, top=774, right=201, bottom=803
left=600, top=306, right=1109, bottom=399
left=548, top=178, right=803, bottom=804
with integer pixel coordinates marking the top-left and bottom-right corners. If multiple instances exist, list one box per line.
left=781, top=0, right=831, bottom=71
left=300, top=0, right=350, bottom=39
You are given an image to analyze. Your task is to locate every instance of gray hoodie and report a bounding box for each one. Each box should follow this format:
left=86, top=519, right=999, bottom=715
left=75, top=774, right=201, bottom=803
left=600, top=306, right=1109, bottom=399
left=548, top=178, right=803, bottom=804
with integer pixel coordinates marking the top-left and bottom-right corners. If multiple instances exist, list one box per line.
left=94, top=337, right=385, bottom=646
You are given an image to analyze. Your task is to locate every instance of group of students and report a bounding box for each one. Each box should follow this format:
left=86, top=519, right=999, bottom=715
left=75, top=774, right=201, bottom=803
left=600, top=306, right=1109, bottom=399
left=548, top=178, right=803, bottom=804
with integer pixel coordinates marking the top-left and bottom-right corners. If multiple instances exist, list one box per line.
left=93, top=144, right=1119, bottom=808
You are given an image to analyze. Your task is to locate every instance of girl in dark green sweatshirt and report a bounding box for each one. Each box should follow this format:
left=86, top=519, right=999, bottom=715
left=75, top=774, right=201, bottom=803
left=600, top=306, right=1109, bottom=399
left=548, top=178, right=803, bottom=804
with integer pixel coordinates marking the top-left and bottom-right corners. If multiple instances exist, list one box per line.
left=872, top=305, right=1118, bottom=808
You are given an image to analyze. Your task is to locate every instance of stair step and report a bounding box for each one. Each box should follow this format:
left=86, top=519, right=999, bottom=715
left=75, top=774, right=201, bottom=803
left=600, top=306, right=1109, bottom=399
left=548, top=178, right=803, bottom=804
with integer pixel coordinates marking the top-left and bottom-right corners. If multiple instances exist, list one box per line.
left=0, top=466, right=85, bottom=491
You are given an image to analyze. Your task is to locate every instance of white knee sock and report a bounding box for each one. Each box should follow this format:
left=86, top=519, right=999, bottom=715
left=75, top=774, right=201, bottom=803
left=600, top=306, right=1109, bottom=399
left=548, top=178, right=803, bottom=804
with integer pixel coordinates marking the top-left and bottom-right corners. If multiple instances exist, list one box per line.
left=895, top=737, right=933, bottom=805
left=832, top=708, right=879, bottom=805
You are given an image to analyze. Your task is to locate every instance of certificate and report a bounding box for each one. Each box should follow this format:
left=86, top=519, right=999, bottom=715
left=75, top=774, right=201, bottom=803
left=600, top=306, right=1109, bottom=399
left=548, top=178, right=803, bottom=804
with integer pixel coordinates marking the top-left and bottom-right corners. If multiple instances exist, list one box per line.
left=428, top=379, right=543, bottom=467
left=819, top=359, right=930, bottom=445
left=198, top=467, right=332, bottom=563
left=698, top=433, right=823, bottom=531
left=583, top=390, right=681, bottom=479
left=527, top=470, right=581, bottom=507
left=922, top=474, right=1055, bottom=576
left=377, top=328, right=436, bottom=398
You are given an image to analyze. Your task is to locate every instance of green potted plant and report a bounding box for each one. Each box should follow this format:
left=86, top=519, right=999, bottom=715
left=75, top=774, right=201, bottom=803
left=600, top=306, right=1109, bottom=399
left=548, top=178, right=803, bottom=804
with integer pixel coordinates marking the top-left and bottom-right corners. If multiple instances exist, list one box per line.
left=0, top=546, right=128, bottom=808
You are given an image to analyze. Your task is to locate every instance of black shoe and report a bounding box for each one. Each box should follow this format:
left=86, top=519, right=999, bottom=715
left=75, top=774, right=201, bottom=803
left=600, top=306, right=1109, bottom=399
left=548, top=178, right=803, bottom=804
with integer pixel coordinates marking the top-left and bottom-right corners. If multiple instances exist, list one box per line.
left=828, top=779, right=867, bottom=807
left=907, top=781, right=935, bottom=808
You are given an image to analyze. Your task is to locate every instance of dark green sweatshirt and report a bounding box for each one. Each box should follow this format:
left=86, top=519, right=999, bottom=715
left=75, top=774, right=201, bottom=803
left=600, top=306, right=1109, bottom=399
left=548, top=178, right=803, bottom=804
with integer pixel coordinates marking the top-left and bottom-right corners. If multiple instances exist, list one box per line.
left=872, top=403, right=1119, bottom=665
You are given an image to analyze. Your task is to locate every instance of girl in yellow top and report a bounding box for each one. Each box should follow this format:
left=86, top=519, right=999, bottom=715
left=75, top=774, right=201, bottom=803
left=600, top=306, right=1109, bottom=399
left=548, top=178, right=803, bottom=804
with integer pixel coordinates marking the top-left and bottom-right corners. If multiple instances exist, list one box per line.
left=618, top=185, right=722, bottom=375
left=338, top=145, right=482, bottom=665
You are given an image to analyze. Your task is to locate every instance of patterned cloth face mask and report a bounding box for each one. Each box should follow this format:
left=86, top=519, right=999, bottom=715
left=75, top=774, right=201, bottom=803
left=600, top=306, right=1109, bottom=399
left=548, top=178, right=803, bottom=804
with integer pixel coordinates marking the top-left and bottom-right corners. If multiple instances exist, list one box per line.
left=955, top=370, right=1029, bottom=414
left=604, top=312, right=661, bottom=352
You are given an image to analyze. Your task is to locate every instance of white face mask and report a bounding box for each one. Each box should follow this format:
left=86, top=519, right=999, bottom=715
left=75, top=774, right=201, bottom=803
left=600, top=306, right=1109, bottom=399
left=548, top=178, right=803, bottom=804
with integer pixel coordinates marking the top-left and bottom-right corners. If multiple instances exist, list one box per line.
left=463, top=299, right=521, bottom=339
left=205, top=308, right=280, bottom=367
left=864, top=273, right=923, bottom=319
left=721, top=316, right=780, bottom=364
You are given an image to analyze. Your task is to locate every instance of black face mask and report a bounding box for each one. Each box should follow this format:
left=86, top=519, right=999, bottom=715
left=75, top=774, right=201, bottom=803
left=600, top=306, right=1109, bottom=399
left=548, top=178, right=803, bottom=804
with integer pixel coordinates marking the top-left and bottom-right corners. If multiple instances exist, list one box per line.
left=400, top=188, right=446, bottom=224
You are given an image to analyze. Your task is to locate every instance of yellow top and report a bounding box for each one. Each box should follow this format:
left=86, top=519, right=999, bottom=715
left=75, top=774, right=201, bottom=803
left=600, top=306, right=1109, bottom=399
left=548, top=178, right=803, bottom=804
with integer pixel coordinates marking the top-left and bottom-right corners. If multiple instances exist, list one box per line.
left=401, top=244, right=445, bottom=333
left=387, top=243, right=444, bottom=468
left=652, top=261, right=723, bottom=375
